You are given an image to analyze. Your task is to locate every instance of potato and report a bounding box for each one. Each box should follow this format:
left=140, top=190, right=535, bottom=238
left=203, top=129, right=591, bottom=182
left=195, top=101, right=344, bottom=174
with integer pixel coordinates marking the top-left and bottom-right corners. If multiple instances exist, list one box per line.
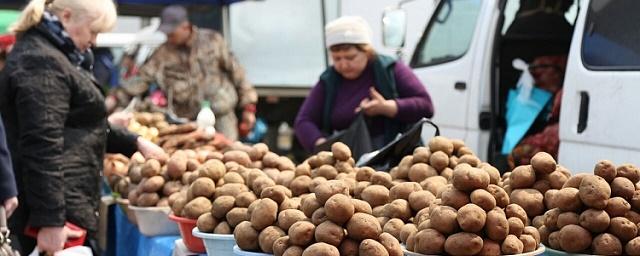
left=141, top=176, right=165, bottom=193
left=261, top=185, right=291, bottom=205
left=523, top=226, right=541, bottom=245
left=577, top=209, right=610, bottom=233
left=166, top=155, right=187, bottom=180
left=532, top=215, right=545, bottom=229
left=427, top=151, right=449, bottom=171
left=444, top=232, right=483, bottom=256
left=338, top=239, right=359, bottom=256
left=467, top=189, right=496, bottom=212
left=626, top=210, right=640, bottom=224
left=485, top=208, right=509, bottom=241
left=452, top=164, right=490, bottom=192
left=141, top=159, right=161, bottom=177
left=352, top=199, right=373, bottom=214
left=609, top=217, right=637, bottom=243
left=594, top=160, right=617, bottom=182
left=559, top=224, right=592, bottom=252
left=290, top=176, right=312, bottom=196
left=440, top=186, right=470, bottom=210
left=606, top=197, right=631, bottom=217
left=421, top=177, right=447, bottom=196
left=356, top=239, right=387, bottom=256
left=257, top=226, right=285, bottom=253
left=196, top=212, right=218, bottom=233
left=248, top=143, right=268, bottom=161
left=556, top=187, right=583, bottom=212
left=578, top=175, right=611, bottom=209
left=183, top=196, right=212, bottom=219
left=295, top=163, right=312, bottom=177
left=457, top=203, right=486, bottom=233
left=288, top=221, right=316, bottom=246
left=315, top=221, right=345, bottom=247
left=249, top=198, right=278, bottom=230
left=478, top=164, right=501, bottom=185
left=283, top=246, right=304, bottom=256
left=547, top=171, right=568, bottom=190
left=544, top=208, right=561, bottom=230
left=396, top=224, right=415, bottom=244
left=215, top=183, right=249, bottom=198
left=272, top=236, right=290, bottom=256
left=226, top=207, right=249, bottom=228
left=429, top=136, right=454, bottom=155
left=562, top=173, right=588, bottom=189
left=501, top=234, right=524, bottom=254
left=223, top=150, right=251, bottom=167
left=532, top=179, right=552, bottom=194
left=407, top=163, right=437, bottom=183
left=505, top=204, right=528, bottom=225
left=361, top=185, right=390, bottom=207
left=611, top=177, right=635, bottom=200
left=592, top=233, right=623, bottom=255
left=510, top=165, right=536, bottom=189
left=430, top=206, right=459, bottom=235
left=356, top=167, right=376, bottom=182
left=302, top=242, right=339, bottom=256
left=381, top=218, right=403, bottom=240
left=383, top=199, right=412, bottom=222
left=209, top=195, right=235, bottom=219
left=412, top=228, right=444, bottom=255
left=235, top=191, right=258, bottom=208
left=557, top=212, right=579, bottom=229
left=531, top=152, right=556, bottom=174
left=252, top=177, right=276, bottom=196
left=234, top=221, right=259, bottom=250
left=617, top=164, right=640, bottom=183
left=479, top=239, right=501, bottom=256
left=440, top=167, right=454, bottom=181
left=389, top=182, right=422, bottom=201
left=170, top=193, right=187, bottom=216
left=346, top=212, right=382, bottom=241
left=187, top=177, right=215, bottom=199
left=487, top=184, right=510, bottom=208
left=626, top=237, right=640, bottom=256
left=316, top=151, right=336, bottom=166
left=198, top=159, right=226, bottom=181
left=370, top=172, right=394, bottom=188
left=511, top=189, right=545, bottom=217
left=223, top=172, right=245, bottom=184
left=330, top=142, right=351, bottom=162
left=544, top=189, right=559, bottom=209
left=325, top=194, right=354, bottom=225
left=262, top=152, right=281, bottom=168
left=508, top=217, right=525, bottom=236
left=315, top=180, right=349, bottom=205
left=408, top=191, right=435, bottom=212
left=301, top=194, right=322, bottom=218
left=377, top=233, right=401, bottom=256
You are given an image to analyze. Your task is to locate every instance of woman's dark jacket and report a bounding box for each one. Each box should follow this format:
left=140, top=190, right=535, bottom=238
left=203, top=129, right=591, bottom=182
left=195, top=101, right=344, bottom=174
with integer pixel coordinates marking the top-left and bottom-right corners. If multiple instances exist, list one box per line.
left=0, top=28, right=138, bottom=234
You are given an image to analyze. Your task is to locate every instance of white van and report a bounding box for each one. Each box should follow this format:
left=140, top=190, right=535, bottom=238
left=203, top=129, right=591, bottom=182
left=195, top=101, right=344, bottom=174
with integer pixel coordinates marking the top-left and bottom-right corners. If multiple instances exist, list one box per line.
left=382, top=0, right=640, bottom=172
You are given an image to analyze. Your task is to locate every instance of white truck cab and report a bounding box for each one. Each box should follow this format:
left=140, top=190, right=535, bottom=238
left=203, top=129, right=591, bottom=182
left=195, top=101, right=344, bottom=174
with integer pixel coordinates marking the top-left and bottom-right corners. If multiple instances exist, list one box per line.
left=383, top=0, right=640, bottom=172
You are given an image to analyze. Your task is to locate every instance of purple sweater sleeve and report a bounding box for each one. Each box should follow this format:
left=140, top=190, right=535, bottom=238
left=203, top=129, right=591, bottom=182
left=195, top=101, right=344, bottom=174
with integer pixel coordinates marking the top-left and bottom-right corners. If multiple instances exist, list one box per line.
left=294, top=80, right=326, bottom=152
left=393, top=61, right=435, bottom=121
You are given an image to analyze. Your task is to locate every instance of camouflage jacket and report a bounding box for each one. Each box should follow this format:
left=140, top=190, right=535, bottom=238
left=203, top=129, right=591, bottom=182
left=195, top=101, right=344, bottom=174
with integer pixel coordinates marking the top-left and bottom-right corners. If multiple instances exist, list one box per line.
left=123, top=27, right=257, bottom=120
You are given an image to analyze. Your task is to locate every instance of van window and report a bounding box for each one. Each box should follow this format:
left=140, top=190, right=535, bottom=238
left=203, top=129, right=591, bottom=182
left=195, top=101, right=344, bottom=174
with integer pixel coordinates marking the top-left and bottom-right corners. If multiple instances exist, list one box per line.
left=410, top=0, right=482, bottom=67
left=582, top=0, right=640, bottom=70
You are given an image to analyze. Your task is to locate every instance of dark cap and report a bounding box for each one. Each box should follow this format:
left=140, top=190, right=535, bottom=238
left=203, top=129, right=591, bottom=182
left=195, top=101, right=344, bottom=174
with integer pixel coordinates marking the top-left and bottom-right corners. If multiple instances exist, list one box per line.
left=158, top=5, right=189, bottom=34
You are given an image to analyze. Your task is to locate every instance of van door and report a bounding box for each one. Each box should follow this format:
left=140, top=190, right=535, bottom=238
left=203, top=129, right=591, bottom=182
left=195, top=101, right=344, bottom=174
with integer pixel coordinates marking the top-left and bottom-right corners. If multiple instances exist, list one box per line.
left=559, top=0, right=640, bottom=171
left=409, top=0, right=496, bottom=159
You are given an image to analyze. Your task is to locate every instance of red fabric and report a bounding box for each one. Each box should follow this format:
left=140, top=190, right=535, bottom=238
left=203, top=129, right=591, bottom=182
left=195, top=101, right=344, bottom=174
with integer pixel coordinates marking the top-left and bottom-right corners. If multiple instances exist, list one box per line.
left=0, top=34, right=15, bottom=51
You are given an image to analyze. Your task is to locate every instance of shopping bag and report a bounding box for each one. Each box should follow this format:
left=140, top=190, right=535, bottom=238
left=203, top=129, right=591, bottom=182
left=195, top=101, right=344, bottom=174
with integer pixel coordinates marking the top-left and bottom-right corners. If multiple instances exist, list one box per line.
left=357, top=118, right=440, bottom=171
left=28, top=246, right=93, bottom=256
left=314, top=113, right=373, bottom=161
left=501, top=60, right=553, bottom=154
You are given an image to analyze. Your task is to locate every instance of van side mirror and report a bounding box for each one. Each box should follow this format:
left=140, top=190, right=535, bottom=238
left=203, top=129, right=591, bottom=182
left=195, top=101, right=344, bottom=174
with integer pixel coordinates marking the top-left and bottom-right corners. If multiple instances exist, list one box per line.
left=382, top=7, right=407, bottom=50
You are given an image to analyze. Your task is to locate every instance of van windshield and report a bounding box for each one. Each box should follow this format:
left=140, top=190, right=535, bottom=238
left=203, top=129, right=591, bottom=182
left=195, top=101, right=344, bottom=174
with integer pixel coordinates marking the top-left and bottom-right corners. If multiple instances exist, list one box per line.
left=582, top=0, right=640, bottom=70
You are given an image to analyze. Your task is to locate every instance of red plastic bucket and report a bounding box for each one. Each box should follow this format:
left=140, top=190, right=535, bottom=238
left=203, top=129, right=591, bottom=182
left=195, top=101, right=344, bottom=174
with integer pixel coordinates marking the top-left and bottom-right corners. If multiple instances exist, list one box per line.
left=169, top=214, right=205, bottom=253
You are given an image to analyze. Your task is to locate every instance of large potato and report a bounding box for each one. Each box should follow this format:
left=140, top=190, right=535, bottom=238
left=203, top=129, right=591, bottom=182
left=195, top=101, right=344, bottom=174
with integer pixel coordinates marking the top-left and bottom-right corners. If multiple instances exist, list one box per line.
left=579, top=209, right=610, bottom=233
left=315, top=221, right=345, bottom=247
left=452, top=164, right=490, bottom=192
left=605, top=197, right=631, bottom=217
left=559, top=224, right=592, bottom=253
left=389, top=182, right=422, bottom=201
left=251, top=198, right=278, bottom=230
left=408, top=190, right=435, bottom=211
left=278, top=209, right=308, bottom=231
left=611, top=177, right=635, bottom=200
left=383, top=199, right=412, bottom=222
left=361, top=185, right=390, bottom=207
left=487, top=184, right=510, bottom=208
left=444, top=232, right=483, bottom=256
left=511, top=189, right=545, bottom=217
left=315, top=180, right=349, bottom=205
left=259, top=226, right=286, bottom=253
left=457, top=204, right=486, bottom=233
left=183, top=196, right=212, bottom=219
left=608, top=217, right=637, bottom=243
left=428, top=136, right=454, bottom=155
left=510, top=165, right=536, bottom=189
left=302, top=243, right=339, bottom=256
left=212, top=195, right=235, bottom=219
left=346, top=212, right=382, bottom=241
left=379, top=233, right=402, bottom=256
left=594, top=160, right=617, bottom=182
left=430, top=206, right=459, bottom=235
left=440, top=186, right=470, bottom=210
left=485, top=208, right=509, bottom=241
left=234, top=221, right=259, bottom=251
left=408, top=163, right=438, bottom=183
left=617, top=164, right=640, bottom=183
left=226, top=207, right=249, bottom=228
left=359, top=239, right=389, bottom=256
left=288, top=221, right=316, bottom=246
left=578, top=175, right=611, bottom=209
left=556, top=187, right=583, bottom=212
left=325, top=194, right=355, bottom=225
left=331, top=142, right=351, bottom=161
left=592, top=233, right=623, bottom=255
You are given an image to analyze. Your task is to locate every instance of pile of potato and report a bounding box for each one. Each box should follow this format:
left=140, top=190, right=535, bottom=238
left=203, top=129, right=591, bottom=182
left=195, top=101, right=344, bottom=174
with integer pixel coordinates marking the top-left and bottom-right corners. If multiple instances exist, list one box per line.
left=501, top=152, right=571, bottom=225
left=127, top=112, right=167, bottom=143
left=537, top=161, right=640, bottom=255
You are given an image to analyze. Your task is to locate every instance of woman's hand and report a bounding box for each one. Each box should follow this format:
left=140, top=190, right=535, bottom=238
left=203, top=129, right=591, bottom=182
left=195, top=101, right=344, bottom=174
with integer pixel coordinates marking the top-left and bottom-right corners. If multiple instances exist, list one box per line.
left=37, top=226, right=84, bottom=254
left=136, top=137, right=168, bottom=163
left=315, top=137, right=327, bottom=146
left=356, top=87, right=398, bottom=118
left=3, top=196, right=17, bottom=217
left=108, top=111, right=133, bottom=127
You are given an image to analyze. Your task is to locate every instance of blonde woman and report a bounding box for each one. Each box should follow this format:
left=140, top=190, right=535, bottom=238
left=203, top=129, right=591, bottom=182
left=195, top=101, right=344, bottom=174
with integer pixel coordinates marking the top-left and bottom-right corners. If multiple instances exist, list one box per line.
left=0, top=0, right=166, bottom=254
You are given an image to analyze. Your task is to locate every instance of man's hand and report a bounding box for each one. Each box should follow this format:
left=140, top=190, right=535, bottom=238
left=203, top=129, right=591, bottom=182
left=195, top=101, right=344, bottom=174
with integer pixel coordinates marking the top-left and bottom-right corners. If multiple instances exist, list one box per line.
left=356, top=87, right=398, bottom=118
left=3, top=196, right=17, bottom=217
left=37, top=226, right=84, bottom=254
left=136, top=137, right=168, bottom=163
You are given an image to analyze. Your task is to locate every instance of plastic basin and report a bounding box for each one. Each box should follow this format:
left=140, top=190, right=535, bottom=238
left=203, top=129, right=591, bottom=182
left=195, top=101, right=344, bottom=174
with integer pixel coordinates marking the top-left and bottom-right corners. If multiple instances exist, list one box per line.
left=232, top=245, right=273, bottom=256
left=128, top=205, right=179, bottom=236
left=192, top=228, right=236, bottom=256
left=403, top=244, right=546, bottom=256
left=169, top=214, right=205, bottom=253
left=115, top=198, right=137, bottom=225
left=543, top=247, right=595, bottom=256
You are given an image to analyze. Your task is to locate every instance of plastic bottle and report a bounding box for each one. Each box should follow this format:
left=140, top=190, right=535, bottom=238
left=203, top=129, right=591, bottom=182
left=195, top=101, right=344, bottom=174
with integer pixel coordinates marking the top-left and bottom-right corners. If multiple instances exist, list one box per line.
left=277, top=122, right=293, bottom=151
left=196, top=100, right=216, bottom=138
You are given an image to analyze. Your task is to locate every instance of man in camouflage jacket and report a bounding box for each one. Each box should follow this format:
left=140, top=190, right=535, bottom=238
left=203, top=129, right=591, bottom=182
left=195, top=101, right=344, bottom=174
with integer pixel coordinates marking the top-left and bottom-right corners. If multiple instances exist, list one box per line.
left=124, top=5, right=257, bottom=140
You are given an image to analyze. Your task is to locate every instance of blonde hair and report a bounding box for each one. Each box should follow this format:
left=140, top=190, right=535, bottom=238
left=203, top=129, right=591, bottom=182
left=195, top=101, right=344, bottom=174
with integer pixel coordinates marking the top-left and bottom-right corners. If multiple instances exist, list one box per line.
left=10, top=0, right=117, bottom=34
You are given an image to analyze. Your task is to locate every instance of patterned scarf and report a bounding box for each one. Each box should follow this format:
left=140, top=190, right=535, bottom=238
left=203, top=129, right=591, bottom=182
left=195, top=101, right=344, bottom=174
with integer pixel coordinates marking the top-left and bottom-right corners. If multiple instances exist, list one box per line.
left=35, top=11, right=86, bottom=68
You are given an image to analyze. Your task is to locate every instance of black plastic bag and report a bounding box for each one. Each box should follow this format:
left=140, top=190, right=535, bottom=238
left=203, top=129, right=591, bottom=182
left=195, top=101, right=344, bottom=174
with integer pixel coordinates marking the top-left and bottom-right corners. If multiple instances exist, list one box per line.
left=357, top=118, right=440, bottom=171
left=314, top=113, right=373, bottom=161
